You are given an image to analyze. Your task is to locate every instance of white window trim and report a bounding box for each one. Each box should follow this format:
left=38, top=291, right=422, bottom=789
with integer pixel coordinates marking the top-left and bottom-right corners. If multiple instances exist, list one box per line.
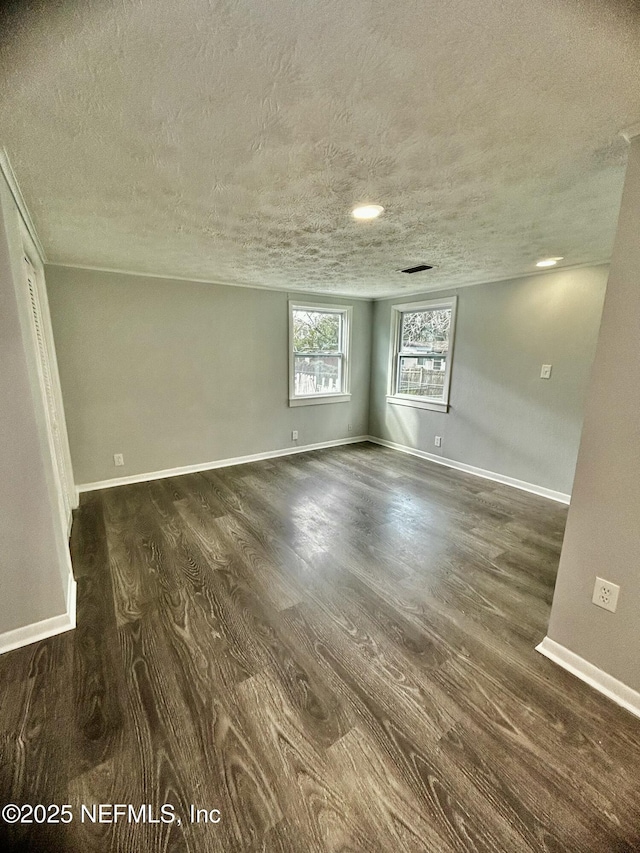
left=386, top=295, right=457, bottom=413
left=289, top=302, right=352, bottom=407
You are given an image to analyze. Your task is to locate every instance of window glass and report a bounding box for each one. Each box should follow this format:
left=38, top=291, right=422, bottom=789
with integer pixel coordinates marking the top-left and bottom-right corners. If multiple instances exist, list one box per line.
left=293, top=310, right=341, bottom=353
left=388, top=298, right=457, bottom=409
left=400, top=308, right=451, bottom=354
left=289, top=304, right=351, bottom=404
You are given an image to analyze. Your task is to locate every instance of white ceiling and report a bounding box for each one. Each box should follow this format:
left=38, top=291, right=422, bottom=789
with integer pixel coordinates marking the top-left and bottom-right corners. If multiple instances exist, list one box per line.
left=1, top=0, right=639, bottom=298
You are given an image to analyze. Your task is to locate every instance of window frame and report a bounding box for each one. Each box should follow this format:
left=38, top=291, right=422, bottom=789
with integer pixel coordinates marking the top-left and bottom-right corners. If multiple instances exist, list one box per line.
left=386, top=295, right=458, bottom=412
left=288, top=301, right=352, bottom=407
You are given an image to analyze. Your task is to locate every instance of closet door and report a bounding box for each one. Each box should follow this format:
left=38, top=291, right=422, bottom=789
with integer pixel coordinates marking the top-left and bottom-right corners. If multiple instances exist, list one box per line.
left=23, top=255, right=75, bottom=534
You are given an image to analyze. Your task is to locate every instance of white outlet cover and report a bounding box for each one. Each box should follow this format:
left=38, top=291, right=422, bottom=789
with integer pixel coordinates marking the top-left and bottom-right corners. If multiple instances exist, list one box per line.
left=540, top=364, right=552, bottom=379
left=592, top=576, right=620, bottom=613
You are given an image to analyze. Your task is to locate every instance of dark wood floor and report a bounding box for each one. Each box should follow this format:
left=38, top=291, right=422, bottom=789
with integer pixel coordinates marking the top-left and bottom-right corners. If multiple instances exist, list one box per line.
left=1, top=442, right=640, bottom=852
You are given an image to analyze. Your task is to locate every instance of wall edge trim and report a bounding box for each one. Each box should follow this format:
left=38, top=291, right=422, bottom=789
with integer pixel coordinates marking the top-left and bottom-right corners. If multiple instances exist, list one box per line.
left=0, top=569, right=76, bottom=657
left=45, top=261, right=611, bottom=302
left=45, top=263, right=374, bottom=301
left=66, top=569, right=77, bottom=628
left=0, top=148, right=47, bottom=263
left=366, top=436, right=571, bottom=504
left=77, top=436, right=370, bottom=492
left=536, top=636, right=640, bottom=720
left=370, top=259, right=611, bottom=301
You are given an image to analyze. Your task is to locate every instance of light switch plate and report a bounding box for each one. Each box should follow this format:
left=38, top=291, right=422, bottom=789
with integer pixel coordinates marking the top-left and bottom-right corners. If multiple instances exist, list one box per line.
left=540, top=364, right=552, bottom=379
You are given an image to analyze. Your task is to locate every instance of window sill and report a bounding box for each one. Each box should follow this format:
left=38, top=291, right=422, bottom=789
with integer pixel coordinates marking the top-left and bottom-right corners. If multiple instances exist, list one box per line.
left=289, top=393, right=351, bottom=408
left=386, top=395, right=449, bottom=413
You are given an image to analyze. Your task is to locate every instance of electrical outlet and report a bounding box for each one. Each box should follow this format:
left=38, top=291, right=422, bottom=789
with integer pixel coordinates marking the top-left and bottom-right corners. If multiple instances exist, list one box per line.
left=348, top=424, right=353, bottom=432
left=113, top=453, right=124, bottom=467
left=540, top=364, right=552, bottom=380
left=291, top=430, right=298, bottom=441
left=435, top=436, right=442, bottom=448
left=592, top=576, right=620, bottom=613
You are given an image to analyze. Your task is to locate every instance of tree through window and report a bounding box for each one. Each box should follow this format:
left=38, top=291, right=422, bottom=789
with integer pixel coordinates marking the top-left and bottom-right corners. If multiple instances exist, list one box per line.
left=388, top=297, right=457, bottom=410
left=289, top=304, right=352, bottom=405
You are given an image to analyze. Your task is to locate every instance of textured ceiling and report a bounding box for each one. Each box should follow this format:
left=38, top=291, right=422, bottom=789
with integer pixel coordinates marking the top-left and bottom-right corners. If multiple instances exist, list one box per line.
left=1, top=0, right=639, bottom=297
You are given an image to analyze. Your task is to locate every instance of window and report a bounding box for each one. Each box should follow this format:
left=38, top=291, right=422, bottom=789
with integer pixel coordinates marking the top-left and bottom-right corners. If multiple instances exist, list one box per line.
left=387, top=296, right=457, bottom=411
left=289, top=303, right=352, bottom=406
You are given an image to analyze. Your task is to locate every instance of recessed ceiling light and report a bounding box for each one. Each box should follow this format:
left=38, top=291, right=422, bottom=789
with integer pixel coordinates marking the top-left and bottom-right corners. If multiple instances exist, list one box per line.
left=352, top=204, right=384, bottom=220
left=536, top=257, right=564, bottom=268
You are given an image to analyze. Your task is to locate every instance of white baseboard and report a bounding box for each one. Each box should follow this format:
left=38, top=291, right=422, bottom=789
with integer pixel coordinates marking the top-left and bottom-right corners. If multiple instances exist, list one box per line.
left=0, top=569, right=76, bottom=656
left=366, top=436, right=571, bottom=504
left=77, top=436, right=370, bottom=493
left=77, top=435, right=571, bottom=503
left=536, top=636, right=640, bottom=720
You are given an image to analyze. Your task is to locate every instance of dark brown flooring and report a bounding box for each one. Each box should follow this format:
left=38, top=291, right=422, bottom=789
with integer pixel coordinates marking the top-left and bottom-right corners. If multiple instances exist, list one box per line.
left=1, top=442, right=640, bottom=852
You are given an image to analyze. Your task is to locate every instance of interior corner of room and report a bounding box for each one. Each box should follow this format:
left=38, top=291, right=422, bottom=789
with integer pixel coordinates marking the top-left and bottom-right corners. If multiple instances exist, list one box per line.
left=4, top=141, right=640, bottom=713
left=2, top=143, right=639, bottom=686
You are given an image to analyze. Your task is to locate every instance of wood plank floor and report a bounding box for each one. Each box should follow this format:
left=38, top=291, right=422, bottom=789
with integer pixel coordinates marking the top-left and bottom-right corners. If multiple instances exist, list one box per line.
left=2, top=442, right=640, bottom=852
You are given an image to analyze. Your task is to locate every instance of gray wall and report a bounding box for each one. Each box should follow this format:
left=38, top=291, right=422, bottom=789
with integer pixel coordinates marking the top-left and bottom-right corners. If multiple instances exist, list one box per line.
left=369, top=265, right=608, bottom=495
left=547, top=139, right=640, bottom=690
left=46, top=266, right=372, bottom=485
left=0, top=174, right=67, bottom=634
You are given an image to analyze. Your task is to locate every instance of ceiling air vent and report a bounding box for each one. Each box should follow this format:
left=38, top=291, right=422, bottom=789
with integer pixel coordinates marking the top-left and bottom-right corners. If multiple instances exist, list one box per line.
left=400, top=264, right=433, bottom=274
